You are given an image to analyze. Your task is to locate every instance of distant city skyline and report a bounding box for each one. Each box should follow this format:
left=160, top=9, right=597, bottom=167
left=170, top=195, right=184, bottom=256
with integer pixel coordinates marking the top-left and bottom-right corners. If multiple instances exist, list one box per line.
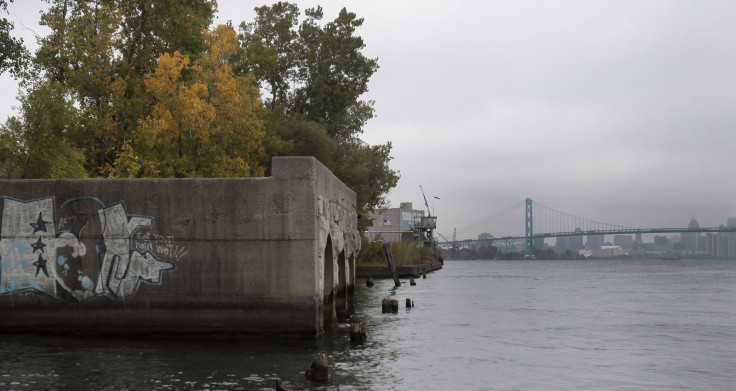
left=473, top=216, right=735, bottom=243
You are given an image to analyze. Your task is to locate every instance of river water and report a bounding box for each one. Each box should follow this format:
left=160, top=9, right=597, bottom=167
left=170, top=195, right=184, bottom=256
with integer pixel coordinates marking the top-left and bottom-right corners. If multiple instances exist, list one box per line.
left=2, top=259, right=735, bottom=390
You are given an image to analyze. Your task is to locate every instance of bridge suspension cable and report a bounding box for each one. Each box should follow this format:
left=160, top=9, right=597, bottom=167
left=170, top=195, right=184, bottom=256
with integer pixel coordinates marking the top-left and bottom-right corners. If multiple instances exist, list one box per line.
left=532, top=201, right=634, bottom=235
left=456, top=200, right=526, bottom=236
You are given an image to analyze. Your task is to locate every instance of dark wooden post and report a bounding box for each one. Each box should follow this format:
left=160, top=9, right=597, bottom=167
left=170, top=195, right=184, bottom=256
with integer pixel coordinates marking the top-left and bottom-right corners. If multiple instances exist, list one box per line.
left=382, top=298, right=391, bottom=313
left=366, top=275, right=374, bottom=287
left=410, top=278, right=416, bottom=286
left=350, top=322, right=367, bottom=343
left=275, top=378, right=289, bottom=391
left=382, top=243, right=401, bottom=287
left=390, top=299, right=399, bottom=313
left=305, top=354, right=328, bottom=382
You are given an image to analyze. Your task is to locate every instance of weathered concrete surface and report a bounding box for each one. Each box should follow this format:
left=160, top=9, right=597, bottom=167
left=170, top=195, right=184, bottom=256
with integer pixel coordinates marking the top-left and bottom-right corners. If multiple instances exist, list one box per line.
left=0, top=157, right=360, bottom=338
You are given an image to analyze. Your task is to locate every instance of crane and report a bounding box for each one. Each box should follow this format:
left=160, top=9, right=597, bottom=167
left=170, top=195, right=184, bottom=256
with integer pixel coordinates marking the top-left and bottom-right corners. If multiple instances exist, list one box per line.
left=419, top=185, right=431, bottom=217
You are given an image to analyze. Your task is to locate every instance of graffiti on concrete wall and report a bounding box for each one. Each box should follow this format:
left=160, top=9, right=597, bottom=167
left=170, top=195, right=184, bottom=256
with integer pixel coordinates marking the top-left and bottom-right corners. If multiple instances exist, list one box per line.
left=0, top=196, right=176, bottom=302
left=133, top=232, right=188, bottom=261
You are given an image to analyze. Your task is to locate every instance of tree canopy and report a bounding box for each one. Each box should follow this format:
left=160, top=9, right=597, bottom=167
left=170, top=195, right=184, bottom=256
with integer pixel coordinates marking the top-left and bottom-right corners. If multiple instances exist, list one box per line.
left=237, top=2, right=396, bottom=229
left=0, top=0, right=28, bottom=77
left=0, top=1, right=398, bottom=232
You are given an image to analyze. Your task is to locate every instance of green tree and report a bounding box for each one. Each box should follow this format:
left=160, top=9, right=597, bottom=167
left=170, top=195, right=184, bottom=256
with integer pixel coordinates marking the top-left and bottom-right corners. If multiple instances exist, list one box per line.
left=293, top=6, right=378, bottom=139
left=3, top=0, right=398, bottom=224
left=36, top=0, right=129, bottom=174
left=0, top=118, right=24, bottom=178
left=237, top=3, right=398, bottom=231
left=331, top=139, right=399, bottom=230
left=0, top=80, right=86, bottom=179
left=237, top=1, right=300, bottom=111
left=0, top=0, right=29, bottom=77
left=114, top=0, right=216, bottom=152
left=32, top=0, right=216, bottom=176
left=239, top=4, right=379, bottom=139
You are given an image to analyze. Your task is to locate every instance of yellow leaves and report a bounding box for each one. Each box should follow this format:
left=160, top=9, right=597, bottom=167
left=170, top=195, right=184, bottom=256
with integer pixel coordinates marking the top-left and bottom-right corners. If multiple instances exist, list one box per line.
left=103, top=140, right=142, bottom=178
left=203, top=25, right=239, bottom=69
left=143, top=51, right=214, bottom=143
left=137, top=25, right=265, bottom=178
left=144, top=52, right=189, bottom=94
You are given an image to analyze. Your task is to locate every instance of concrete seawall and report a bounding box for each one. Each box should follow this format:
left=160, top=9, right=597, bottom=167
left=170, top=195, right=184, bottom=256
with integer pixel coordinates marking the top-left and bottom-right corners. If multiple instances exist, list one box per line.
left=0, top=157, right=360, bottom=338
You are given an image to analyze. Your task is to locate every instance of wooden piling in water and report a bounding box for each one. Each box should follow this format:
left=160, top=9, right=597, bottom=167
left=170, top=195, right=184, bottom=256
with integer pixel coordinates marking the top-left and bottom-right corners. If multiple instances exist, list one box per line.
left=350, top=322, right=367, bottom=343
left=382, top=243, right=401, bottom=287
left=275, top=378, right=289, bottom=391
left=390, top=299, right=399, bottom=313
left=382, top=298, right=391, bottom=313
left=305, top=354, right=328, bottom=382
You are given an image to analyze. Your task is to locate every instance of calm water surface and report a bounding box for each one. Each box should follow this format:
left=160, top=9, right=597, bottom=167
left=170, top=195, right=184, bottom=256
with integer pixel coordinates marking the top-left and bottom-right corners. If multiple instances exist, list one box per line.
left=2, top=259, right=735, bottom=390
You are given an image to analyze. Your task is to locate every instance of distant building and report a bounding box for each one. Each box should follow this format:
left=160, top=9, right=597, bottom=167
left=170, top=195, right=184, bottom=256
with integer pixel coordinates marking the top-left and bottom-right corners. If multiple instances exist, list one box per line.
left=728, top=218, right=736, bottom=229
left=478, top=232, right=493, bottom=241
left=368, top=202, right=424, bottom=243
left=554, top=236, right=568, bottom=252
left=533, top=237, right=547, bottom=250
left=705, top=217, right=736, bottom=258
left=681, top=218, right=702, bottom=254
left=586, top=234, right=604, bottom=250
left=580, top=245, right=627, bottom=258
left=569, top=228, right=584, bottom=251
left=654, top=235, right=669, bottom=245
left=367, top=202, right=436, bottom=246
left=555, top=228, right=584, bottom=252
left=613, top=234, right=633, bottom=249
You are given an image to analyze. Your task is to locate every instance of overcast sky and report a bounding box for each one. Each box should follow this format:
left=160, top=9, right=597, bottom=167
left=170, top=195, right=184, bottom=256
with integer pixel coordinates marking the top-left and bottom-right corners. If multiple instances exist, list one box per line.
left=2, top=1, right=735, bottom=240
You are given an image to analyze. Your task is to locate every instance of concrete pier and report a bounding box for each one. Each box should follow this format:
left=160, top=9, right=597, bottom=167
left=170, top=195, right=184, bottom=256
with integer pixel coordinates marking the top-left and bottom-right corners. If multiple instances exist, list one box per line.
left=0, top=157, right=360, bottom=338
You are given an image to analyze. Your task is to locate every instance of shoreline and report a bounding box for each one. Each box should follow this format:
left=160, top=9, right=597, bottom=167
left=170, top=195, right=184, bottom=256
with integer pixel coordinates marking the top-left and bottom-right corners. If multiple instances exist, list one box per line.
left=355, top=263, right=442, bottom=278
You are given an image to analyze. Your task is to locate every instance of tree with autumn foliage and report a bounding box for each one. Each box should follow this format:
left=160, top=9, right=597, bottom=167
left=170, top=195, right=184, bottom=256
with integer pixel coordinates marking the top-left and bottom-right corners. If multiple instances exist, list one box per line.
left=130, top=25, right=264, bottom=178
left=1, top=1, right=398, bottom=233
left=27, top=0, right=217, bottom=177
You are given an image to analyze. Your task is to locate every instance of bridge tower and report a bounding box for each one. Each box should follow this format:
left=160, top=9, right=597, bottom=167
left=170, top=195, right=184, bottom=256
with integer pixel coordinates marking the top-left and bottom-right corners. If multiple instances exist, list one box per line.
left=525, top=198, right=534, bottom=258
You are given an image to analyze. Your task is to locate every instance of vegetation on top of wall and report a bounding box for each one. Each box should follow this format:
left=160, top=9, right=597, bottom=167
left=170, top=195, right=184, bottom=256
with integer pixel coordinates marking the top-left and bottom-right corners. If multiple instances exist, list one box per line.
left=357, top=237, right=439, bottom=266
left=0, top=1, right=398, bottom=233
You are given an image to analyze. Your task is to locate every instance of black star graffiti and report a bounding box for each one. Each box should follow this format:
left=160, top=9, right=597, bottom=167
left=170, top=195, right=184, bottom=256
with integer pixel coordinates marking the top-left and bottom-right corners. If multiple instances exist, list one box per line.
left=30, top=212, right=49, bottom=234
left=31, top=236, right=47, bottom=253
left=33, top=254, right=49, bottom=278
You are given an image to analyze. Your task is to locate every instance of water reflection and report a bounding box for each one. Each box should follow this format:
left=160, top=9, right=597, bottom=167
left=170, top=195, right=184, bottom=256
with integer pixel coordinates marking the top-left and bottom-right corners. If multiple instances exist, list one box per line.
left=3, top=260, right=736, bottom=390
left=0, top=278, right=403, bottom=390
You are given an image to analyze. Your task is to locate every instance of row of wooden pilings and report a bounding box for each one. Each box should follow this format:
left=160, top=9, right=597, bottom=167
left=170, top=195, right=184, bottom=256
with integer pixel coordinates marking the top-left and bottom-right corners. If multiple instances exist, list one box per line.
left=276, top=243, right=426, bottom=390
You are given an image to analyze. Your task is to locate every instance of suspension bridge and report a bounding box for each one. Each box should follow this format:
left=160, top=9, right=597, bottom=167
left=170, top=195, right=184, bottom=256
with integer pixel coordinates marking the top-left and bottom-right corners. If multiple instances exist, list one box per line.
left=438, top=198, right=736, bottom=258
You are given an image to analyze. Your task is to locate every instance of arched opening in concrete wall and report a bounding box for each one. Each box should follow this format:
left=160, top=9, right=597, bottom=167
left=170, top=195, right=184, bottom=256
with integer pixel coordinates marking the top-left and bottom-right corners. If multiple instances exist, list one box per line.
left=335, top=250, right=347, bottom=321
left=323, top=236, right=335, bottom=324
left=347, top=253, right=356, bottom=313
